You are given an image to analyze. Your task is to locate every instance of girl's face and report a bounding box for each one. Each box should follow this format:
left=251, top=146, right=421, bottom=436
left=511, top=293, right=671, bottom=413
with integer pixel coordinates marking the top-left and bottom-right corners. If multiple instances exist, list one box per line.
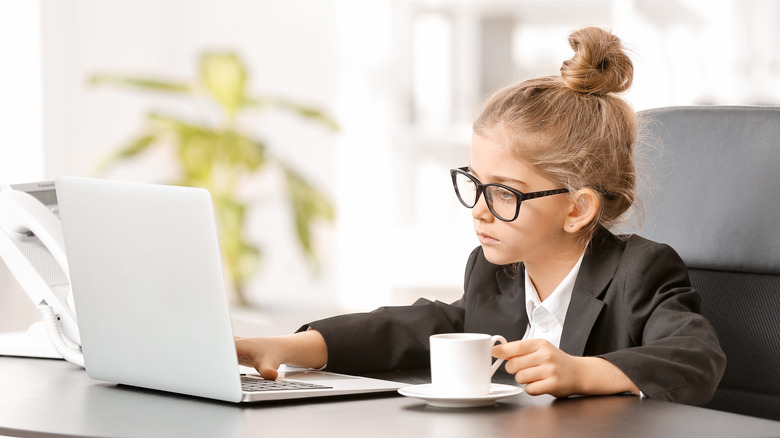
left=469, top=133, right=575, bottom=267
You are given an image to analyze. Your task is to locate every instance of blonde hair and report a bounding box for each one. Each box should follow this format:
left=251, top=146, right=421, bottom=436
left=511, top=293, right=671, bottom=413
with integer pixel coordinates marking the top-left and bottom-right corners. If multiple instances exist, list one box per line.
left=473, top=27, right=637, bottom=245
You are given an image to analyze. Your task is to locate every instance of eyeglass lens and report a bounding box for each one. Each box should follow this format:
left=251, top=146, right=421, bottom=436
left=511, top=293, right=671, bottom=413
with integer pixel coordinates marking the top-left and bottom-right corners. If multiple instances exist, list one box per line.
left=454, top=172, right=518, bottom=221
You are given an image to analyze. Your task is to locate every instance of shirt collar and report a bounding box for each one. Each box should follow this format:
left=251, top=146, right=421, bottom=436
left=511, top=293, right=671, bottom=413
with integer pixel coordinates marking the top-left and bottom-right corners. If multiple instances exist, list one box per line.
left=524, top=253, right=585, bottom=327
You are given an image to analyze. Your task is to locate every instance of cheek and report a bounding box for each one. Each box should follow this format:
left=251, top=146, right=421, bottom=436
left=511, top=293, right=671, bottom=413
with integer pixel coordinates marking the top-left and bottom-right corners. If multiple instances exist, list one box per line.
left=519, top=199, right=568, bottom=231
left=479, top=222, right=530, bottom=264
left=476, top=201, right=568, bottom=264
left=500, top=205, right=565, bottom=247
left=509, top=206, right=551, bottom=236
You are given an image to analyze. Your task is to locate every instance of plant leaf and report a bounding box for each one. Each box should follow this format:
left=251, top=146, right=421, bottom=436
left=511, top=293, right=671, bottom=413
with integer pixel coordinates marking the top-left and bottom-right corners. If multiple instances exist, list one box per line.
left=89, top=74, right=193, bottom=94
left=91, top=50, right=341, bottom=306
left=211, top=129, right=265, bottom=172
left=282, top=165, right=335, bottom=263
left=199, top=52, right=247, bottom=120
left=247, top=96, right=340, bottom=132
left=211, top=193, right=261, bottom=293
left=94, top=132, right=158, bottom=174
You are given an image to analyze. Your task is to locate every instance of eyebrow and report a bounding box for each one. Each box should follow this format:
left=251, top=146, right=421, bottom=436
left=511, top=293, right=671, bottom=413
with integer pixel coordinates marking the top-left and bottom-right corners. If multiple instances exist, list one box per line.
left=468, top=166, right=529, bottom=188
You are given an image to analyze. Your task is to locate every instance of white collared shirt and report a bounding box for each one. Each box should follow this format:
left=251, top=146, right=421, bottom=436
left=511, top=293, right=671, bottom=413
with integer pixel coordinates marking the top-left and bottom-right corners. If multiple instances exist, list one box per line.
left=521, top=254, right=585, bottom=348
left=520, top=255, right=644, bottom=397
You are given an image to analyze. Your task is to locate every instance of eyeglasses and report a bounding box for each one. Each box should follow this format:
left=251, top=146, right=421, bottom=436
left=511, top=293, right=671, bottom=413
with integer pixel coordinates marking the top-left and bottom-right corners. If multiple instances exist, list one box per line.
left=450, top=167, right=569, bottom=222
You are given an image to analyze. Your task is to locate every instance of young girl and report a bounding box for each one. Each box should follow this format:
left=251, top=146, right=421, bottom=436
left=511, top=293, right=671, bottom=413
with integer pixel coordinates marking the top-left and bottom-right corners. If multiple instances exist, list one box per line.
left=235, top=27, right=726, bottom=405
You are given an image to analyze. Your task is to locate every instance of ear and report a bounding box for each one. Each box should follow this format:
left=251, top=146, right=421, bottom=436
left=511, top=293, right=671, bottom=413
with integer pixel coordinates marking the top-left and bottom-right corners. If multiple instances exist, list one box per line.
left=563, top=188, right=599, bottom=233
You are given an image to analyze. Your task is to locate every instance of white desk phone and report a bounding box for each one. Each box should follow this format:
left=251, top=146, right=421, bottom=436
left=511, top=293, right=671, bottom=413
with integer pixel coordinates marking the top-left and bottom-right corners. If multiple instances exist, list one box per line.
left=0, top=181, right=84, bottom=367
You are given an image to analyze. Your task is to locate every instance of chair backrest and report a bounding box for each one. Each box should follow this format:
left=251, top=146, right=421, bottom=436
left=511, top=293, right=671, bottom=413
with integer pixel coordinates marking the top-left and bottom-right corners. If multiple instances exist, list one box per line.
left=634, top=106, right=780, bottom=420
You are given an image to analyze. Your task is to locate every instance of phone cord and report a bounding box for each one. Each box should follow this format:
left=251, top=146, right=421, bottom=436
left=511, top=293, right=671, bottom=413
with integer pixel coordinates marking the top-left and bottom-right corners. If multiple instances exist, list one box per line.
left=38, top=304, right=85, bottom=368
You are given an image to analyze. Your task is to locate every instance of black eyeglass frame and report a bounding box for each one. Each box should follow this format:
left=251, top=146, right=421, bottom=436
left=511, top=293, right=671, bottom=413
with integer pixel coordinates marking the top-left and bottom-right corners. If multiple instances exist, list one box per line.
left=450, top=167, right=570, bottom=222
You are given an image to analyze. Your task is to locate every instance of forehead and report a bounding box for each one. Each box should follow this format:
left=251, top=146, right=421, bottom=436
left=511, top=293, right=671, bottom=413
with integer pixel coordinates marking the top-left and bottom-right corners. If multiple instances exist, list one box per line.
left=470, top=133, right=549, bottom=187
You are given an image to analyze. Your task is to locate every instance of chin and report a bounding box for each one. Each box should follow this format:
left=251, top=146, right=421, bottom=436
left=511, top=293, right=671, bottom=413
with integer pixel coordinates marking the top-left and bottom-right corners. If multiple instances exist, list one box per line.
left=480, top=246, right=517, bottom=266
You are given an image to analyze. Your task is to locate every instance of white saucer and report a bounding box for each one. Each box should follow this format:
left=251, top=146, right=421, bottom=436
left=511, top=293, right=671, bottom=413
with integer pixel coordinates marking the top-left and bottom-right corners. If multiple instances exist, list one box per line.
left=398, top=383, right=523, bottom=408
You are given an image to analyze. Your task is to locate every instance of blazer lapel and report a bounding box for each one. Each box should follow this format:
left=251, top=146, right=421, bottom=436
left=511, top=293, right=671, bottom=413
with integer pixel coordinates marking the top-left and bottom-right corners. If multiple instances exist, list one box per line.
left=496, top=265, right=529, bottom=340
left=559, top=229, right=624, bottom=356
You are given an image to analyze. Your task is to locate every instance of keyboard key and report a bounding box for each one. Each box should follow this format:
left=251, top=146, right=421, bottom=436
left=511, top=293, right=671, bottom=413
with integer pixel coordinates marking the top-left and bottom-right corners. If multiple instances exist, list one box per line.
left=241, top=376, right=332, bottom=392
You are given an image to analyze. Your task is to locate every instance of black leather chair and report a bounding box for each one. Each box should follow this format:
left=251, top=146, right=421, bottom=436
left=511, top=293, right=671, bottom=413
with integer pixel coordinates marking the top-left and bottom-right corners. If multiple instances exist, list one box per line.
left=634, top=106, right=780, bottom=420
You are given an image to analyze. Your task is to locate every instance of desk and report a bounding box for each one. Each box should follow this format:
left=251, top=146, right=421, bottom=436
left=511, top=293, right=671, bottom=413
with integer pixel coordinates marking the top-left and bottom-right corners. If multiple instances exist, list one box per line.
left=1, top=357, right=780, bottom=438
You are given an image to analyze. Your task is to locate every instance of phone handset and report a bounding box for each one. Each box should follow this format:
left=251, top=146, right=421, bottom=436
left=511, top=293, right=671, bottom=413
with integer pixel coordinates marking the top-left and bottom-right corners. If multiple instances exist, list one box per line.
left=0, top=184, right=84, bottom=367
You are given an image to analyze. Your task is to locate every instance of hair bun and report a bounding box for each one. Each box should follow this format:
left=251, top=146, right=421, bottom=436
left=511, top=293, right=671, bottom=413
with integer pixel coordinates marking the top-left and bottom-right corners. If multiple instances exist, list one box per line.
left=560, top=27, right=633, bottom=95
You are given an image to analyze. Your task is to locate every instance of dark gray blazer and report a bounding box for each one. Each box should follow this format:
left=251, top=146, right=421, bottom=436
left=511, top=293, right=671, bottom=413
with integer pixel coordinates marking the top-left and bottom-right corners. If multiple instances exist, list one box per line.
left=307, top=228, right=726, bottom=405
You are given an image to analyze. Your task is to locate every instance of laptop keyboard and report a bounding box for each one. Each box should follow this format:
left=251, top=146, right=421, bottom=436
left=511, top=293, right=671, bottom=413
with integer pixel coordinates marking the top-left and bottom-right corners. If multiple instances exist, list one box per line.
left=241, top=376, right=333, bottom=392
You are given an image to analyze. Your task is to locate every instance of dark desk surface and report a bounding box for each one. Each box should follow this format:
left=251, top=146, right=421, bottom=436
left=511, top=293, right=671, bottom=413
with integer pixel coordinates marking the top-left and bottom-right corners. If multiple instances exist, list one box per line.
left=2, top=356, right=780, bottom=438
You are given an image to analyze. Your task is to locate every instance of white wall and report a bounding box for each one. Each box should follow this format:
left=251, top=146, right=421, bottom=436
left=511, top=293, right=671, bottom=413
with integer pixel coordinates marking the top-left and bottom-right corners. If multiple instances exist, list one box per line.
left=0, top=0, right=43, bottom=183
left=39, top=0, right=344, bottom=317
left=0, top=0, right=46, bottom=332
left=3, top=0, right=780, bottom=335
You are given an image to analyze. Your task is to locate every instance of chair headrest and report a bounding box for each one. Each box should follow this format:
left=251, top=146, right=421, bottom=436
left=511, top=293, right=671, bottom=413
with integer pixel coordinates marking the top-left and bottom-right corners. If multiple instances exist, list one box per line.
left=632, top=106, right=780, bottom=275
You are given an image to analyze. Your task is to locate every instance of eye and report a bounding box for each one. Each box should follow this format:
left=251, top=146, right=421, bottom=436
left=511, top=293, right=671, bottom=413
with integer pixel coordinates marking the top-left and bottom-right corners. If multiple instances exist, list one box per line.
left=488, top=186, right=516, bottom=203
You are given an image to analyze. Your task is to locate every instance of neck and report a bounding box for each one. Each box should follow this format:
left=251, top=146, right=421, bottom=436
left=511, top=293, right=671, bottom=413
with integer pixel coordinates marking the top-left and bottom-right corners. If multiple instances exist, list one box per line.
left=525, top=249, right=584, bottom=301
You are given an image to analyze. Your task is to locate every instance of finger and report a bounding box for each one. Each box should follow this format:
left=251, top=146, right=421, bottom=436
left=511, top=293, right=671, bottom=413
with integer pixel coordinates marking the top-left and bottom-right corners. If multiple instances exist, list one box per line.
left=523, top=379, right=553, bottom=396
left=510, top=361, right=548, bottom=384
left=505, top=347, right=560, bottom=375
left=237, top=356, right=255, bottom=368
left=504, top=355, right=530, bottom=375
left=260, top=367, right=279, bottom=380
left=523, top=372, right=569, bottom=398
left=235, top=338, right=275, bottom=371
left=493, top=339, right=540, bottom=359
left=239, top=353, right=280, bottom=379
left=492, top=342, right=521, bottom=359
left=234, top=338, right=252, bottom=357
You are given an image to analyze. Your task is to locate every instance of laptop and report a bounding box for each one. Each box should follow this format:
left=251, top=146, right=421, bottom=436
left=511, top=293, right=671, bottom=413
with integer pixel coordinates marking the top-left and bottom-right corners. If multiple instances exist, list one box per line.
left=55, top=176, right=404, bottom=403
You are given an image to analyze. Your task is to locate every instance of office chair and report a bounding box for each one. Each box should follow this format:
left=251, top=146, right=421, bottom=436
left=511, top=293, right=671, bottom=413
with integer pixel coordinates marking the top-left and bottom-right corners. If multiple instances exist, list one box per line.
left=633, top=105, right=780, bottom=420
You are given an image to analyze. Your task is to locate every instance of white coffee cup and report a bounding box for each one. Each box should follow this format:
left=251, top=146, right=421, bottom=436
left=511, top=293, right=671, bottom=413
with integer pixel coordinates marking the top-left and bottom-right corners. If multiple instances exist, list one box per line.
left=429, top=333, right=508, bottom=398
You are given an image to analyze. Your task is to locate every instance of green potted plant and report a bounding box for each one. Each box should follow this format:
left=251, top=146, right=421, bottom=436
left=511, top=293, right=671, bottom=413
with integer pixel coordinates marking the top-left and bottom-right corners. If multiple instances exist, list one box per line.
left=90, top=51, right=337, bottom=307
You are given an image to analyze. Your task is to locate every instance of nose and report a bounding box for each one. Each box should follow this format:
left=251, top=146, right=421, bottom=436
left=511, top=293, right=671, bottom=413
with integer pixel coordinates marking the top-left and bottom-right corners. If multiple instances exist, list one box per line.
left=471, top=192, right=494, bottom=222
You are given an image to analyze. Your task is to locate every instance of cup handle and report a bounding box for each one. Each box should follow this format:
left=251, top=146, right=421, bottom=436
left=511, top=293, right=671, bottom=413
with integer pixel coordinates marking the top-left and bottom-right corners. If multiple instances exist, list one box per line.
left=490, top=335, right=508, bottom=376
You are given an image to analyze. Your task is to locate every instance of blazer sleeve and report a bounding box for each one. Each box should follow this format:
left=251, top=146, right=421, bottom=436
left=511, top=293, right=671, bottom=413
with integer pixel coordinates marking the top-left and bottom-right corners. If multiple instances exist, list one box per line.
left=302, top=249, right=484, bottom=373
left=597, top=240, right=727, bottom=405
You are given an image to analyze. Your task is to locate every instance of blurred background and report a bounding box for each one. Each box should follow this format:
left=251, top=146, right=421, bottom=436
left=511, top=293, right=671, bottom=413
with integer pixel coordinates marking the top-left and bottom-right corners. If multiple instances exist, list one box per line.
left=2, top=0, right=779, bottom=334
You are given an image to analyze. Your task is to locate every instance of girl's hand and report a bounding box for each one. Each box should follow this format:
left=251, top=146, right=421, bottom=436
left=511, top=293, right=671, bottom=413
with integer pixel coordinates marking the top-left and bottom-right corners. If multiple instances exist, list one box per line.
left=493, top=339, right=583, bottom=397
left=234, top=329, right=328, bottom=381
left=234, top=336, right=284, bottom=380
left=492, top=339, right=640, bottom=398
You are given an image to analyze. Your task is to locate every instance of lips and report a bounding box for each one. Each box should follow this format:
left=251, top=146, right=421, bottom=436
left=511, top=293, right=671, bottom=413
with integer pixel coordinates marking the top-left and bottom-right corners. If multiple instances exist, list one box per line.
left=476, top=231, right=499, bottom=244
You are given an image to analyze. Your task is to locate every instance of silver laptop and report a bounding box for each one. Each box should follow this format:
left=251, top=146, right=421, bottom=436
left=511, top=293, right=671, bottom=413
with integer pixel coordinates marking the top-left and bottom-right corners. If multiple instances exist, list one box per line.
left=55, top=176, right=403, bottom=403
